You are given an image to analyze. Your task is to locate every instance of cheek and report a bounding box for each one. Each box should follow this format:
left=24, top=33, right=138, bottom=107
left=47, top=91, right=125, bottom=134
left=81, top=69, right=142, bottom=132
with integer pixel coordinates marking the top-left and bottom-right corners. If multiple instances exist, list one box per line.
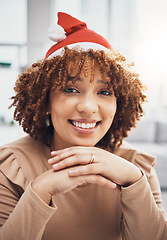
left=50, top=96, right=78, bottom=118
left=103, top=100, right=117, bottom=120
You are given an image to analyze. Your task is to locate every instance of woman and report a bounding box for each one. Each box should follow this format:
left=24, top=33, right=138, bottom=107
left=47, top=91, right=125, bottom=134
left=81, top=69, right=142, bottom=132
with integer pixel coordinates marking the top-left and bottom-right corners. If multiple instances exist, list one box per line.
left=0, top=12, right=166, bottom=240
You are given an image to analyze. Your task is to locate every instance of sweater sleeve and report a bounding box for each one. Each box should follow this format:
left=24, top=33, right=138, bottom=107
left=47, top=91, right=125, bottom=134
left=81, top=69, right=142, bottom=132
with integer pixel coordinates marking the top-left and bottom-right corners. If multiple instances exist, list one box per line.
left=0, top=148, right=57, bottom=240
left=121, top=150, right=166, bottom=240
left=0, top=173, right=56, bottom=240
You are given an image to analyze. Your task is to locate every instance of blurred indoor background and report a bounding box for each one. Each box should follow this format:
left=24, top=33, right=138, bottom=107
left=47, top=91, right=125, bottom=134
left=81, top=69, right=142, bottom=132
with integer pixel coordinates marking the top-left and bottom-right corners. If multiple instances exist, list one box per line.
left=0, top=0, right=167, bottom=217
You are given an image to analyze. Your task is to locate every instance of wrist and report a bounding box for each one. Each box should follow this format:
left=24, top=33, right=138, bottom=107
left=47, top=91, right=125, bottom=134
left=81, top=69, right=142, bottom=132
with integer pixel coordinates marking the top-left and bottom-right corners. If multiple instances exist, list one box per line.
left=123, top=165, right=143, bottom=187
left=32, top=178, right=52, bottom=205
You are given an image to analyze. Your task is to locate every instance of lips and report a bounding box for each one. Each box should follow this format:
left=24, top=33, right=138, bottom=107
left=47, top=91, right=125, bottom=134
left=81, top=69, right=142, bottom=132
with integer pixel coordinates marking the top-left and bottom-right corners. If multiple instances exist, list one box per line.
left=68, top=119, right=100, bottom=130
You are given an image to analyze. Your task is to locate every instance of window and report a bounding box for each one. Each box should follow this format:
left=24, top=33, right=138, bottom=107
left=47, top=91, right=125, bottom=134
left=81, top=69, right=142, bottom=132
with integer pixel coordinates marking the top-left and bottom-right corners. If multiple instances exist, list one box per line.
left=0, top=0, right=27, bottom=123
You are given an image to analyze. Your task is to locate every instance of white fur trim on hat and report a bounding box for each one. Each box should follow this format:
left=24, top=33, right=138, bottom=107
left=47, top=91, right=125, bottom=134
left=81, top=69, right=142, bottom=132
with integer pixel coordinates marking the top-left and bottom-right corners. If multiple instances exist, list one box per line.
left=47, top=42, right=110, bottom=59
left=48, top=25, right=66, bottom=43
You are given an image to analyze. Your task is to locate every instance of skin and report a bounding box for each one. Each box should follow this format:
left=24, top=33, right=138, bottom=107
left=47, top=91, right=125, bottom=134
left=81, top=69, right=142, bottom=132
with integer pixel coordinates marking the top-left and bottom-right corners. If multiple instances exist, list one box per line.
left=49, top=64, right=117, bottom=150
left=32, top=63, right=142, bottom=205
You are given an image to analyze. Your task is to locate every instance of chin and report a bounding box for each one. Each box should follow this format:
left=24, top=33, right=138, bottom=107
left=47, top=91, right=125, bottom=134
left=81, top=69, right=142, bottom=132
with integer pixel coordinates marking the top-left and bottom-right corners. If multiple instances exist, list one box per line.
left=72, top=140, right=97, bottom=147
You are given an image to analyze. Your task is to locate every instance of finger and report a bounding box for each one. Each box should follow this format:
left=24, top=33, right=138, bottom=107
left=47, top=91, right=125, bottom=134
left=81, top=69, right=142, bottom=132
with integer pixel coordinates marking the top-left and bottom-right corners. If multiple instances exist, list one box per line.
left=49, top=148, right=76, bottom=164
left=50, top=147, right=73, bottom=156
left=51, top=146, right=91, bottom=157
left=49, top=148, right=94, bottom=167
left=52, top=155, right=77, bottom=170
left=77, top=174, right=117, bottom=189
left=68, top=163, right=102, bottom=177
left=51, top=153, right=93, bottom=170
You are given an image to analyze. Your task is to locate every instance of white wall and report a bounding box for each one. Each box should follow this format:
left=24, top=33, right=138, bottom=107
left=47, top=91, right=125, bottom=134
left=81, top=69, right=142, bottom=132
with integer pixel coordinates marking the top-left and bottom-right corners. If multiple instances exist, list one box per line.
left=27, top=0, right=54, bottom=65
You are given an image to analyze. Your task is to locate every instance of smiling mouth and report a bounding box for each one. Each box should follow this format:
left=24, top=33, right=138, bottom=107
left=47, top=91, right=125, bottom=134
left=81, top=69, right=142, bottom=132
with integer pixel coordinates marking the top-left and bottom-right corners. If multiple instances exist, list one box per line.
left=68, top=120, right=101, bottom=129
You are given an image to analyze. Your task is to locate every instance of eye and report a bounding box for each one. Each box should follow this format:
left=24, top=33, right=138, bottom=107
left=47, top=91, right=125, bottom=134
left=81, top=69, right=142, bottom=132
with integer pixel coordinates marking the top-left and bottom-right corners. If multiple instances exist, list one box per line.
left=63, top=87, right=79, bottom=93
left=98, top=90, right=113, bottom=96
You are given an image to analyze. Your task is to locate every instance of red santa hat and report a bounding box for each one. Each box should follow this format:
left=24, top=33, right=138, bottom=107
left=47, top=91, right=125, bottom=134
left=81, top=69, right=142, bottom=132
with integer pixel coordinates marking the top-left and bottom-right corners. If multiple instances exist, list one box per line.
left=45, top=12, right=112, bottom=59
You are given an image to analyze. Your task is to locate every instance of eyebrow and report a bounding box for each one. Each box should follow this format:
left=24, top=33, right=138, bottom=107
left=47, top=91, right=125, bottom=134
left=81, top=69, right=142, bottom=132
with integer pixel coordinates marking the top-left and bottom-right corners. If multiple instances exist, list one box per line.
left=68, top=76, right=108, bottom=84
left=97, top=79, right=108, bottom=84
left=68, top=76, right=82, bottom=82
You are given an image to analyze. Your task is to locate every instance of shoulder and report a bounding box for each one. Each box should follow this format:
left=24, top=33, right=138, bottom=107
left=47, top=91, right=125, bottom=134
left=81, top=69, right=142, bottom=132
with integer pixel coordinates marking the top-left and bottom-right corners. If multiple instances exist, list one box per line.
left=114, top=140, right=156, bottom=179
left=0, top=136, right=49, bottom=189
left=0, top=136, right=39, bottom=170
left=1, top=135, right=38, bottom=152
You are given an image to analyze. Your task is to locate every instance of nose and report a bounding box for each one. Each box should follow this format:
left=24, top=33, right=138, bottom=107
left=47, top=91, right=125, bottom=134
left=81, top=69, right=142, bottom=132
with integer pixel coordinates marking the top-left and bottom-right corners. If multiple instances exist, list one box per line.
left=76, top=93, right=98, bottom=116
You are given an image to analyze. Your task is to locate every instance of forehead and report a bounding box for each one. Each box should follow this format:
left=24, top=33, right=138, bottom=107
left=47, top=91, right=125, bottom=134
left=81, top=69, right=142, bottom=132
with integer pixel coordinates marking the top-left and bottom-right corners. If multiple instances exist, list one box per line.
left=50, top=54, right=112, bottom=90
left=68, top=76, right=108, bottom=85
left=68, top=59, right=110, bottom=84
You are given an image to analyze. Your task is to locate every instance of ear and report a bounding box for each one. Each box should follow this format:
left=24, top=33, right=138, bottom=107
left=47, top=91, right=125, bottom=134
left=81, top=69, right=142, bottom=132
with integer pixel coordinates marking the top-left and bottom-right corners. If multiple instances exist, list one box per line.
left=47, top=99, right=51, bottom=114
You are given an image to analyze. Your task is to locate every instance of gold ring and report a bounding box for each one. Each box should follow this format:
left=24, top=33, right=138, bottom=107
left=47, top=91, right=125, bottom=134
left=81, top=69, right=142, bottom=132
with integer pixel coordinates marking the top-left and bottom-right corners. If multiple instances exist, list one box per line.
left=89, top=153, right=95, bottom=164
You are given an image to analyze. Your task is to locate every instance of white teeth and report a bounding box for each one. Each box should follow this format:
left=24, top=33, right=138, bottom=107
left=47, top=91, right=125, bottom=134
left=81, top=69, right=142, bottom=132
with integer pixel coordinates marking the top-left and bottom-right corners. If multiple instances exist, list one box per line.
left=72, top=121, right=97, bottom=129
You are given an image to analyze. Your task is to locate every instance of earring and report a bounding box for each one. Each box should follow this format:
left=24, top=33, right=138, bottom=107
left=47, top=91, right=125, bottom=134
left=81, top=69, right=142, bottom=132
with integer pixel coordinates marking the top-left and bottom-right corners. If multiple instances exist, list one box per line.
left=46, top=112, right=51, bottom=127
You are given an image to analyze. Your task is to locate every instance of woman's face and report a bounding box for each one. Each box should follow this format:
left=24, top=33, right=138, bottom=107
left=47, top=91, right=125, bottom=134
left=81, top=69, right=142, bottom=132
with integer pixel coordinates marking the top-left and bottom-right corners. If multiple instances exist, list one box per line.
left=49, top=63, right=117, bottom=150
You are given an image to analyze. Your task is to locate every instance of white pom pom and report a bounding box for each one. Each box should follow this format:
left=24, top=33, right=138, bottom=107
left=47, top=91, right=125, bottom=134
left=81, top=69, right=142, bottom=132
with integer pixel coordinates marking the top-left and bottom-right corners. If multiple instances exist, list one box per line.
left=48, top=25, right=66, bottom=42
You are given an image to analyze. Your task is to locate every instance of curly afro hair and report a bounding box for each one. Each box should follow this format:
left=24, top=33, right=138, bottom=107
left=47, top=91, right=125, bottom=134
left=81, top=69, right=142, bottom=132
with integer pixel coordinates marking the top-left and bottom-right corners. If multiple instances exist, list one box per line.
left=10, top=46, right=146, bottom=151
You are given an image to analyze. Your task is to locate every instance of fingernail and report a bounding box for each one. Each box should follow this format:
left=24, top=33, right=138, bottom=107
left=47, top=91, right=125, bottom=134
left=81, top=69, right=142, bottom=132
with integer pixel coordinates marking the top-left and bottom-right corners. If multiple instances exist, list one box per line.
left=48, top=158, right=53, bottom=163
left=108, top=182, right=117, bottom=189
left=52, top=163, right=59, bottom=169
left=112, top=183, right=117, bottom=188
left=51, top=151, right=59, bottom=155
left=68, top=170, right=76, bottom=175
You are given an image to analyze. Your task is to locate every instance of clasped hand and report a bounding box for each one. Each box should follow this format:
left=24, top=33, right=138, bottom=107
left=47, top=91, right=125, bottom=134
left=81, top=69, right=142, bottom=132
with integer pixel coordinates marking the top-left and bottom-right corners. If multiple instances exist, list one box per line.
left=32, top=146, right=142, bottom=205
left=48, top=146, right=142, bottom=190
